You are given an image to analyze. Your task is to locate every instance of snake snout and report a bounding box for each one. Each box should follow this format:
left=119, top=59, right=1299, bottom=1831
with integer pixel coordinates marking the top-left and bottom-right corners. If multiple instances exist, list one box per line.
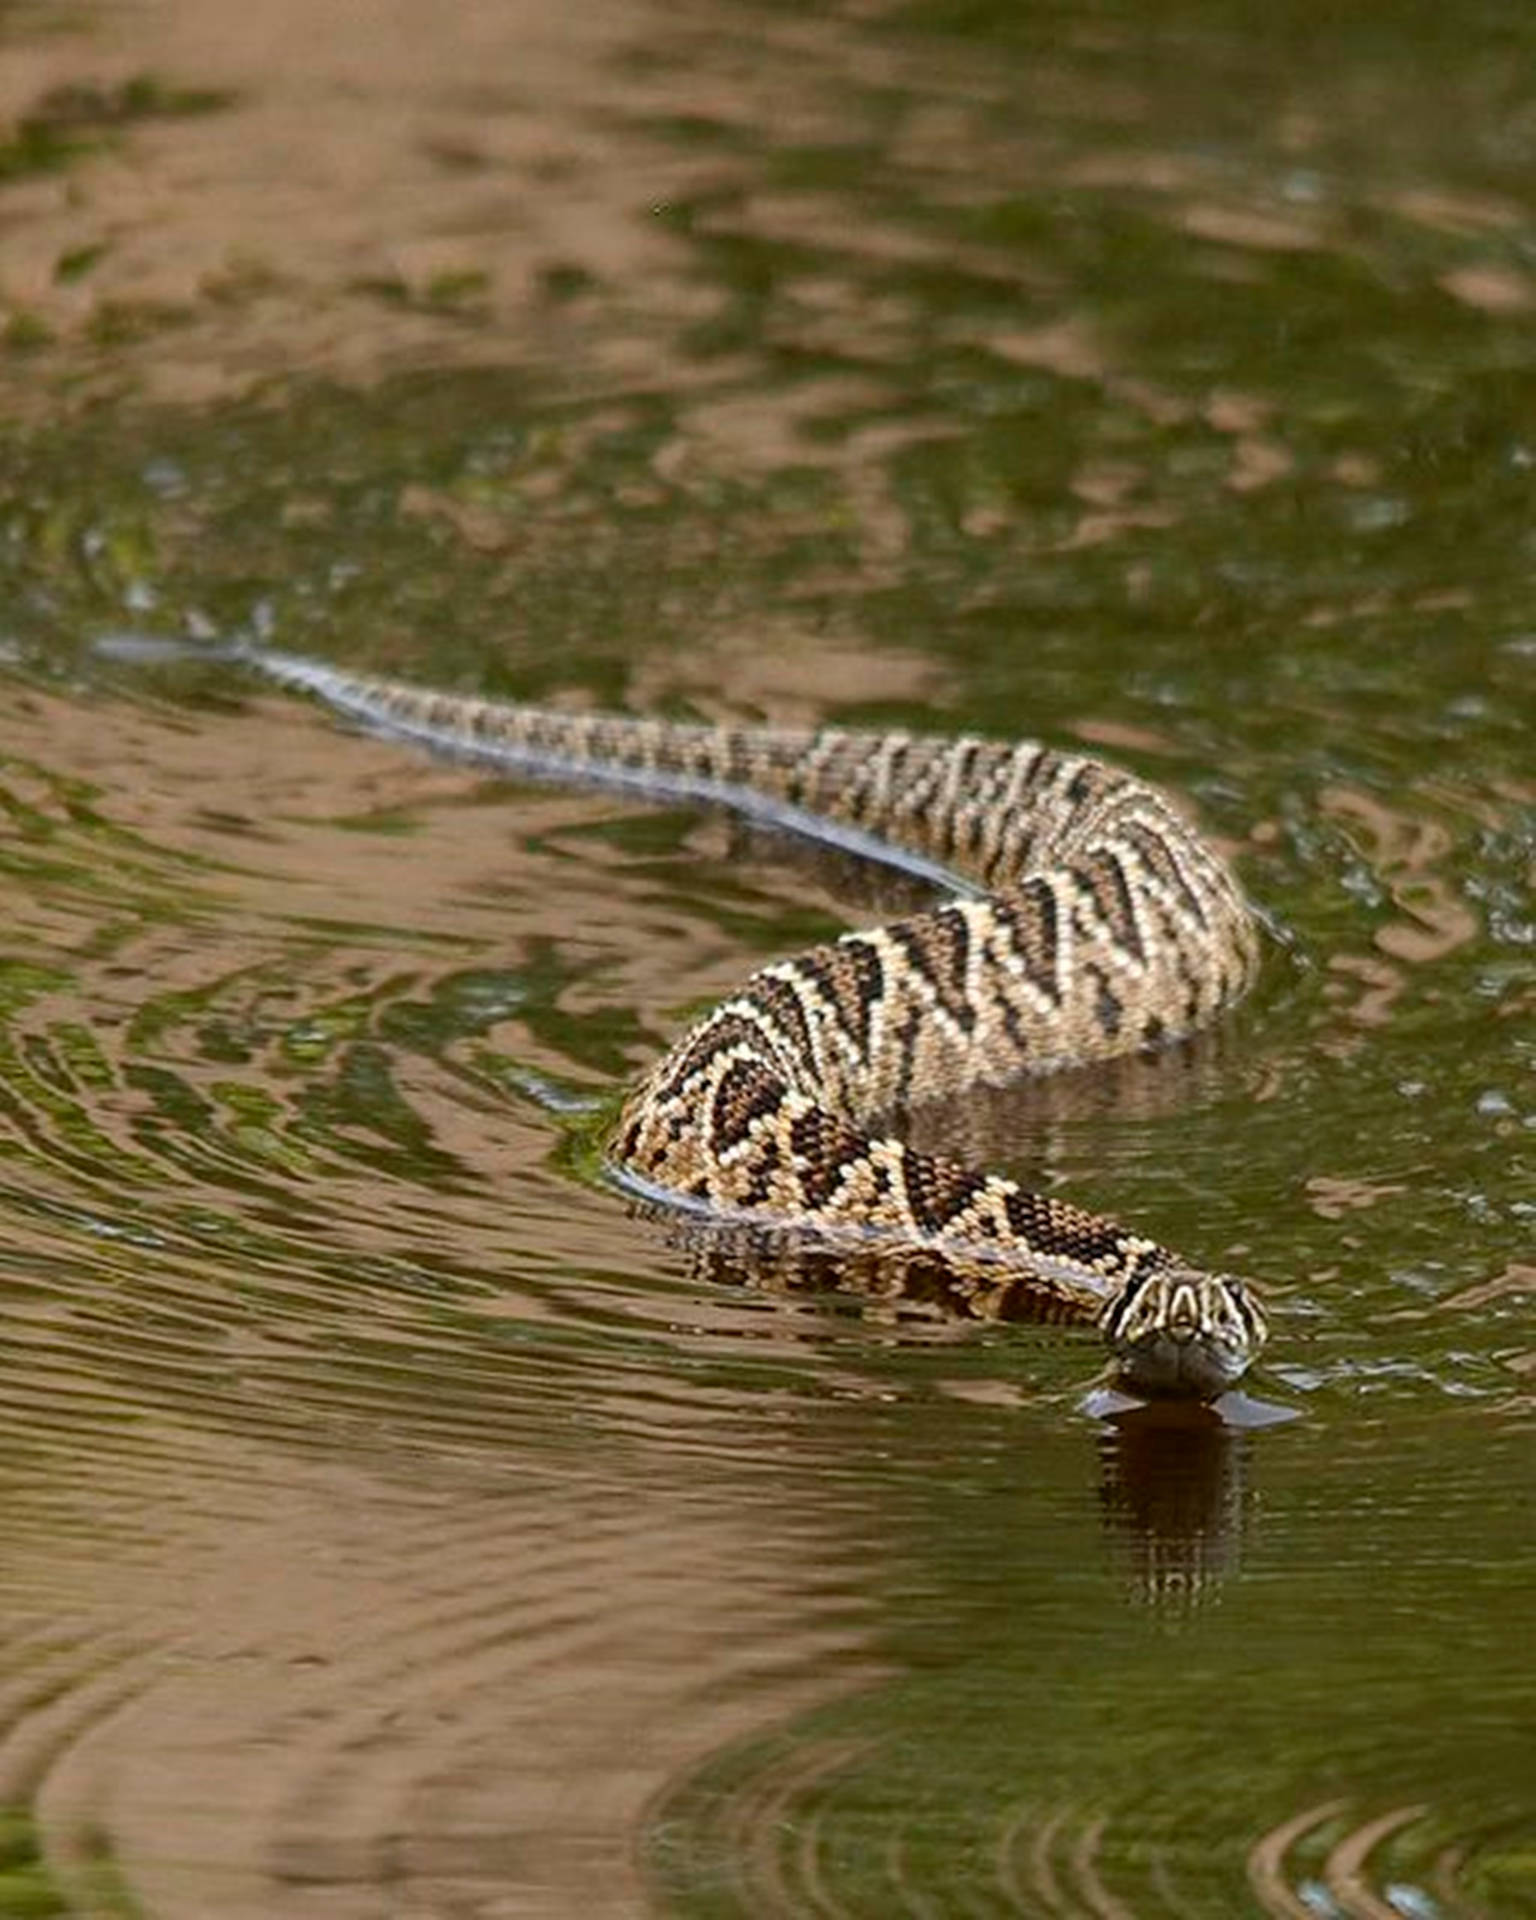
left=1100, top=1267, right=1267, bottom=1399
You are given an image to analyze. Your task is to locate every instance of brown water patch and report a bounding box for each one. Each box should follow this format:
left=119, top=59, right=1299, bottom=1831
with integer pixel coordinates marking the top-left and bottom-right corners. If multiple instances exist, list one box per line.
left=0, top=1389, right=878, bottom=1918
left=1305, top=1174, right=1409, bottom=1221
left=0, top=0, right=712, bottom=409
left=1321, top=786, right=1479, bottom=967
left=1440, top=1260, right=1536, bottom=1314
left=0, top=651, right=910, bottom=1912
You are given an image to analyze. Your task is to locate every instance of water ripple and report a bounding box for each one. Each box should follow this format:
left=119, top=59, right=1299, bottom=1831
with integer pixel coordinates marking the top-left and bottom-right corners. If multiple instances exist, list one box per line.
left=651, top=1742, right=1516, bottom=1918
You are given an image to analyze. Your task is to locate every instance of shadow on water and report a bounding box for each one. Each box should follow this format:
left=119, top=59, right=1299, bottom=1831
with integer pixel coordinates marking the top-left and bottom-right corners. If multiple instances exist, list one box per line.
left=1094, top=1391, right=1275, bottom=1604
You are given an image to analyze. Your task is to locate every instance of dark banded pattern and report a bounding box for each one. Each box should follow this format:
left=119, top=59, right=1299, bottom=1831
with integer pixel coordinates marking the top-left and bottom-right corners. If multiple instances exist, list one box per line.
left=227, top=645, right=1270, bottom=1396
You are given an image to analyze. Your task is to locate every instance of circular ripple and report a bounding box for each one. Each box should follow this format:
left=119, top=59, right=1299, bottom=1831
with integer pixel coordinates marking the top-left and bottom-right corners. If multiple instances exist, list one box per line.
left=648, top=1736, right=1522, bottom=1919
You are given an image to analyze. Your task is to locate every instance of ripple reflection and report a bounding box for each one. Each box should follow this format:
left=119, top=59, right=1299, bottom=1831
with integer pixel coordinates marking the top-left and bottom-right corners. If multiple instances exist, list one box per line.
left=652, top=1742, right=1513, bottom=1918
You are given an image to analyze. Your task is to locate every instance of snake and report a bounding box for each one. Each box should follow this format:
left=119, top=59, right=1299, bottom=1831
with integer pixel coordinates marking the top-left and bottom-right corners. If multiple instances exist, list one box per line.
left=119, top=638, right=1270, bottom=1396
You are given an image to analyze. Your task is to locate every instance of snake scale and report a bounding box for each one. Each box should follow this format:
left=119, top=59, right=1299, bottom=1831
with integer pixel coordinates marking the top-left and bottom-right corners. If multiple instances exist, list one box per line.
left=162, top=642, right=1271, bottom=1397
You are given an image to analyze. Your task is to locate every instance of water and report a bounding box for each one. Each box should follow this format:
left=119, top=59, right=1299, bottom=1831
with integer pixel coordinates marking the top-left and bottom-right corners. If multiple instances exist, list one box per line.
left=0, top=0, right=1531, bottom=1914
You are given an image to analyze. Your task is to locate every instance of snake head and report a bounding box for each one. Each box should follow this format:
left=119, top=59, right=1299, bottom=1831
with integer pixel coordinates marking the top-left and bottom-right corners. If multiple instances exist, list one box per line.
left=1099, top=1267, right=1267, bottom=1399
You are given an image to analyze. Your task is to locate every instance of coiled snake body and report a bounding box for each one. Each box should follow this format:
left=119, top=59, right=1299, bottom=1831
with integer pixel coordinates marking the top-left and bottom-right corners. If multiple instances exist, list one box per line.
left=213, top=646, right=1271, bottom=1397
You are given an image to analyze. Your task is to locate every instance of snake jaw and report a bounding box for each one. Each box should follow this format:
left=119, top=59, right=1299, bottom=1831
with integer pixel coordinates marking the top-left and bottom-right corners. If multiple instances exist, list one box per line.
left=1099, top=1268, right=1267, bottom=1399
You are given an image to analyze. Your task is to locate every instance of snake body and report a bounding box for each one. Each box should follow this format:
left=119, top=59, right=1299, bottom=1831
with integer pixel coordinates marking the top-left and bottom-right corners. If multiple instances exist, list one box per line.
left=204, top=644, right=1271, bottom=1396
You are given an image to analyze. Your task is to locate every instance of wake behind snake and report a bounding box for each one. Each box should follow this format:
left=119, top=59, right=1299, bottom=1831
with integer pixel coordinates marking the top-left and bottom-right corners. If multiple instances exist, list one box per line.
left=119, top=639, right=1271, bottom=1396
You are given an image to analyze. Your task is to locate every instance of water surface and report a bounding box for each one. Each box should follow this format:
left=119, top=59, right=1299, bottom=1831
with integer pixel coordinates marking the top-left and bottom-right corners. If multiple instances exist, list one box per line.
left=0, top=0, right=1531, bottom=1914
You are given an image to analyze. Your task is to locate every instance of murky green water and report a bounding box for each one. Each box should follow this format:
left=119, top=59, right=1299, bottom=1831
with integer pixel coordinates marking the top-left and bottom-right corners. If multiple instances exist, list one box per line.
left=0, top=0, right=1530, bottom=1914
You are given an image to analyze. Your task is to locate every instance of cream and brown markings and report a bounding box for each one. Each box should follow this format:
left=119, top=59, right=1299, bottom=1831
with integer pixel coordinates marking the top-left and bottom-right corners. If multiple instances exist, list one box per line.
left=229, top=644, right=1269, bottom=1395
